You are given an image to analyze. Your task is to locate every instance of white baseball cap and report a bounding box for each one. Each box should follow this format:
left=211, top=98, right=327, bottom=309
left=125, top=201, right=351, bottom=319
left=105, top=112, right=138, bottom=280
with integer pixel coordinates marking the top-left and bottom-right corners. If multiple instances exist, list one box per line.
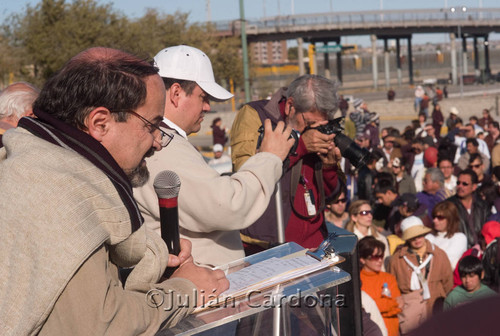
left=213, top=144, right=224, bottom=152
left=450, top=107, right=460, bottom=115
left=153, top=45, right=233, bottom=101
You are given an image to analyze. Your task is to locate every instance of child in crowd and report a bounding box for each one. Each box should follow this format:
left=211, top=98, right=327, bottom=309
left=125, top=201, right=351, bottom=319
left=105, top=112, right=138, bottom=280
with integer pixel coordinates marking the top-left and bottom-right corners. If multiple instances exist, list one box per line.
left=444, top=255, right=496, bottom=310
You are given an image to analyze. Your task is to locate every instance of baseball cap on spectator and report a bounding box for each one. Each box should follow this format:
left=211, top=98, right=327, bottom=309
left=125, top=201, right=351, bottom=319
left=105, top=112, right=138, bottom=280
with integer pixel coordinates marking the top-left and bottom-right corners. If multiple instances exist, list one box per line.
left=480, top=221, right=500, bottom=245
left=393, top=193, right=420, bottom=212
left=353, top=98, right=364, bottom=109
left=154, top=45, right=233, bottom=101
left=369, top=112, right=380, bottom=123
left=392, top=157, right=401, bottom=168
left=424, top=147, right=438, bottom=167
left=400, top=216, right=431, bottom=241
left=213, top=144, right=223, bottom=152
left=450, top=107, right=460, bottom=115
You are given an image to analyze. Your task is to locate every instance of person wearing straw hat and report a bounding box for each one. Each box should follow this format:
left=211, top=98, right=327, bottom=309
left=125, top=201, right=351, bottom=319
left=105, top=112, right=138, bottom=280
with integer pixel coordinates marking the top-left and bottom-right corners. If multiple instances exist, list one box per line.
left=388, top=216, right=453, bottom=334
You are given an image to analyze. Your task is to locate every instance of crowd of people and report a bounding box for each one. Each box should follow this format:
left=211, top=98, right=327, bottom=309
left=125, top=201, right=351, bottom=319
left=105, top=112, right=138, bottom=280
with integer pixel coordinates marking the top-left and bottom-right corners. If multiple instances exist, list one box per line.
left=323, top=92, right=500, bottom=334
left=1, top=42, right=499, bottom=335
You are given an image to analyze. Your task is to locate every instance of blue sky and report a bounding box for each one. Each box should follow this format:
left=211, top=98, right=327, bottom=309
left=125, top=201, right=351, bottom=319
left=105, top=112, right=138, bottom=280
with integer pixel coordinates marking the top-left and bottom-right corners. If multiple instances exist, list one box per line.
left=2, top=0, right=499, bottom=23
left=2, top=0, right=499, bottom=46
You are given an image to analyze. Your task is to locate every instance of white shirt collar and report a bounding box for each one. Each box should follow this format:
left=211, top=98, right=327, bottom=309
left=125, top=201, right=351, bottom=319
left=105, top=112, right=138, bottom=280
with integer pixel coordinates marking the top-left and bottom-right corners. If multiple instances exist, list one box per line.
left=163, top=117, right=187, bottom=139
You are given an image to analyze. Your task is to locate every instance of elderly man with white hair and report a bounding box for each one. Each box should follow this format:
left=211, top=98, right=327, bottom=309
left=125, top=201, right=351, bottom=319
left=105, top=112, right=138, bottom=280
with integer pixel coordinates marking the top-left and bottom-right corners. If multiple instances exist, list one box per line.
left=0, top=82, right=39, bottom=147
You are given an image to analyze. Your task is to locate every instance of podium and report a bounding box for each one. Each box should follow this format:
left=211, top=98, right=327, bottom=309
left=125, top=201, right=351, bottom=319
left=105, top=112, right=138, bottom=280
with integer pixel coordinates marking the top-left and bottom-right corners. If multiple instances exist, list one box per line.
left=156, top=227, right=359, bottom=336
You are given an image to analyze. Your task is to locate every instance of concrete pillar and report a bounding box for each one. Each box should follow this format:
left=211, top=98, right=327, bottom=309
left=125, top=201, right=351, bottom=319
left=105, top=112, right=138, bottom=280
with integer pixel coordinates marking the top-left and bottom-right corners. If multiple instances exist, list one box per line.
left=336, top=51, right=343, bottom=83
left=484, top=34, right=491, bottom=76
left=450, top=33, right=457, bottom=85
left=473, top=36, right=480, bottom=77
left=462, top=36, right=468, bottom=75
left=396, top=38, right=402, bottom=86
left=298, top=37, right=305, bottom=76
left=384, top=38, right=390, bottom=89
left=408, top=36, right=414, bottom=85
left=324, top=50, right=331, bottom=79
left=371, top=34, right=378, bottom=89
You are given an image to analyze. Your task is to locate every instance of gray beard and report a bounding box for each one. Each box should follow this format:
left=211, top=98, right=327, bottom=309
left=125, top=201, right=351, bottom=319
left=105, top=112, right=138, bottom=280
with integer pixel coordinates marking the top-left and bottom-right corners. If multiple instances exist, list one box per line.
left=128, top=164, right=150, bottom=187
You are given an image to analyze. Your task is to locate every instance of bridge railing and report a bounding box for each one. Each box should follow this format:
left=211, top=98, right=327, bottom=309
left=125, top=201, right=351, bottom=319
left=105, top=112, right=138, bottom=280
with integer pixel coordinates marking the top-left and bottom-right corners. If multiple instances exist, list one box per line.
left=211, top=8, right=500, bottom=34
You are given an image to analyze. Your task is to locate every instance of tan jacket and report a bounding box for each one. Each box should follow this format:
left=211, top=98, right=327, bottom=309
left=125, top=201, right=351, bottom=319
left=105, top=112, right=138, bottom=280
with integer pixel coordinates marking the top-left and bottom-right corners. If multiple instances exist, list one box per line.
left=134, top=123, right=283, bottom=267
left=388, top=240, right=453, bottom=314
left=0, top=128, right=196, bottom=335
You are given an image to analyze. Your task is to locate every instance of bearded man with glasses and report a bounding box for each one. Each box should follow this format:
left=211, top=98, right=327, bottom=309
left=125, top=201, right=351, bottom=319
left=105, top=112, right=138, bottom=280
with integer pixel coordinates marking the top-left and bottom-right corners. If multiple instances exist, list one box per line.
left=0, top=47, right=229, bottom=334
left=446, top=169, right=490, bottom=248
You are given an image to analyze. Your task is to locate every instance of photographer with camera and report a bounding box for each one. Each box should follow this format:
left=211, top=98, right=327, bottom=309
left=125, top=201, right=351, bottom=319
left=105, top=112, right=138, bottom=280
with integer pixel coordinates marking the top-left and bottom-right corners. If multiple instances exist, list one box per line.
left=231, top=74, right=346, bottom=253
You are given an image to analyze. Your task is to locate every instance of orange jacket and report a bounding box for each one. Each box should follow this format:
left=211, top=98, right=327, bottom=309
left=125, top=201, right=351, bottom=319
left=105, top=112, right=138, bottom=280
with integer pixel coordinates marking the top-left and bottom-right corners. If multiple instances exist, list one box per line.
left=361, top=268, right=402, bottom=336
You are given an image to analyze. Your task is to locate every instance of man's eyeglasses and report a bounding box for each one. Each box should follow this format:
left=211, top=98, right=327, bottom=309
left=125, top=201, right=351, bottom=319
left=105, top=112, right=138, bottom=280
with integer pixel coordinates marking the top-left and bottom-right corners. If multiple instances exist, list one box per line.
left=469, top=164, right=481, bottom=169
left=457, top=181, right=470, bottom=186
left=357, top=210, right=373, bottom=216
left=333, top=198, right=347, bottom=204
left=367, top=254, right=384, bottom=261
left=110, top=110, right=173, bottom=148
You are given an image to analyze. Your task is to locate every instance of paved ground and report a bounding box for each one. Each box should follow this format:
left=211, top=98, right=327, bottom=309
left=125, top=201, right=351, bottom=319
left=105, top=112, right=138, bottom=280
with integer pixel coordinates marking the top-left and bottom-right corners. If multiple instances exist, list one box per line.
left=190, top=83, right=500, bottom=151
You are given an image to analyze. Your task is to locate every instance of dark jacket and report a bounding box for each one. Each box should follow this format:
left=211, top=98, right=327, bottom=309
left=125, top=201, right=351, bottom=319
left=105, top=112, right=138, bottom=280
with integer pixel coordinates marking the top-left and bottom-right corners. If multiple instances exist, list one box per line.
left=211, top=125, right=228, bottom=146
left=237, top=89, right=341, bottom=249
left=446, top=195, right=491, bottom=248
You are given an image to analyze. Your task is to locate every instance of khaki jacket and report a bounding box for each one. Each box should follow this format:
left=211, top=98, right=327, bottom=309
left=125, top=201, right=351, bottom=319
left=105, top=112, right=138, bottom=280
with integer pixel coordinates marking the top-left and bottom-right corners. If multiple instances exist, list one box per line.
left=388, top=240, right=453, bottom=333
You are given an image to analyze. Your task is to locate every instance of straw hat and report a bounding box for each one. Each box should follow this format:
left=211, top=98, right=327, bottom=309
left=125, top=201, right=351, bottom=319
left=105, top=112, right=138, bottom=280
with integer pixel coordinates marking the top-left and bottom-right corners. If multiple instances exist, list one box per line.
left=401, top=216, right=431, bottom=241
left=449, top=107, right=460, bottom=115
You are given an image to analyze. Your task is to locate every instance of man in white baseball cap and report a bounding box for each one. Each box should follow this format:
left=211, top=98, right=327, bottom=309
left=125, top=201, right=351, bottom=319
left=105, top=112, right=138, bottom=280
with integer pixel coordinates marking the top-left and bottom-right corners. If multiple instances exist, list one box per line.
left=134, top=45, right=295, bottom=267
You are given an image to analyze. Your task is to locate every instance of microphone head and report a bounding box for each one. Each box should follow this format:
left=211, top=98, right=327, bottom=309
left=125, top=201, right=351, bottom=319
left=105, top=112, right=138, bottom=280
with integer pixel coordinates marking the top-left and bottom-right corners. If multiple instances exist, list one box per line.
left=153, top=170, right=181, bottom=199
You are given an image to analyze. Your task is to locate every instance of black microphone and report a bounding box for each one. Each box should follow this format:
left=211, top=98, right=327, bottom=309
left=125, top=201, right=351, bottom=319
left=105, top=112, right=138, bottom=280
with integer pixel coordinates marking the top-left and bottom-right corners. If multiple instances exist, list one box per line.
left=154, top=171, right=181, bottom=258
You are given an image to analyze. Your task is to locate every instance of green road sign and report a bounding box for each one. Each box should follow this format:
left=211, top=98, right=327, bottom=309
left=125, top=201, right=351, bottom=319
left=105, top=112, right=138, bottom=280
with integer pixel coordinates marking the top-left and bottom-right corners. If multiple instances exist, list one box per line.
left=316, top=45, right=342, bottom=53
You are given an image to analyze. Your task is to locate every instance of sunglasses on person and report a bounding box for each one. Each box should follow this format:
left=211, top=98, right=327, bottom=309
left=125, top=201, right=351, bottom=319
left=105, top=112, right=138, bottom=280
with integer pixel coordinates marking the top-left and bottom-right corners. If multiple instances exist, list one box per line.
left=433, top=215, right=446, bottom=220
left=469, top=164, right=481, bottom=169
left=334, top=198, right=347, bottom=204
left=457, top=181, right=470, bottom=186
left=357, top=210, right=373, bottom=216
left=367, top=254, right=384, bottom=261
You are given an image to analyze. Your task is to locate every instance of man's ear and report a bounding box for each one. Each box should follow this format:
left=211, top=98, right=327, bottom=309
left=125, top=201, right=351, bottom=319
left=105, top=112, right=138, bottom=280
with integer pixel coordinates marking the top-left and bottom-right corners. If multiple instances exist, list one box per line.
left=85, top=107, right=112, bottom=142
left=168, top=83, right=182, bottom=108
left=284, top=98, right=294, bottom=117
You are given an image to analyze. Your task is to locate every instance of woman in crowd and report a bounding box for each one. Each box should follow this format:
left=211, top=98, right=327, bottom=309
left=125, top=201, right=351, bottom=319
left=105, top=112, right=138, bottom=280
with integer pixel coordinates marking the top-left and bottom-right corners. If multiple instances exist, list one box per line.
left=431, top=103, right=444, bottom=136
left=210, top=117, right=228, bottom=146
left=389, top=216, right=453, bottom=335
left=425, top=201, right=467, bottom=271
left=346, top=200, right=390, bottom=267
left=359, top=236, right=401, bottom=336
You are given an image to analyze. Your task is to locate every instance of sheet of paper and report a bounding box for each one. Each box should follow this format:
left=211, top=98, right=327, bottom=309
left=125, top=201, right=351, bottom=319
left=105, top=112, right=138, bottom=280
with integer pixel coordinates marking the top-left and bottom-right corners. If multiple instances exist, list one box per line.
left=224, top=255, right=323, bottom=296
left=193, top=253, right=343, bottom=313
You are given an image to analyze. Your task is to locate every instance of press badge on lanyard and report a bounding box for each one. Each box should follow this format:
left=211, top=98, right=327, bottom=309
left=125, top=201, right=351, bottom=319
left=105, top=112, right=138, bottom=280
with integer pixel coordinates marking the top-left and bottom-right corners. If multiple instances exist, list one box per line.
left=301, top=176, right=316, bottom=216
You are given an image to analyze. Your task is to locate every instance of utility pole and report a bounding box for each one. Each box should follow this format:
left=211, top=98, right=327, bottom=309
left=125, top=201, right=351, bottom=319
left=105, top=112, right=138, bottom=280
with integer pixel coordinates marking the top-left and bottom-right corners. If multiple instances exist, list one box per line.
left=239, top=0, right=251, bottom=103
left=206, top=0, right=211, bottom=22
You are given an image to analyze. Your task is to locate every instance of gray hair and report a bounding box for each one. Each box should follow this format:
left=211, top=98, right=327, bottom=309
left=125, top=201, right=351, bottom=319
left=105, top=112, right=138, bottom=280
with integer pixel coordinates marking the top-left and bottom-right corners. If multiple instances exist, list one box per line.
left=0, top=82, right=40, bottom=121
left=426, top=167, right=444, bottom=186
left=286, top=74, right=339, bottom=119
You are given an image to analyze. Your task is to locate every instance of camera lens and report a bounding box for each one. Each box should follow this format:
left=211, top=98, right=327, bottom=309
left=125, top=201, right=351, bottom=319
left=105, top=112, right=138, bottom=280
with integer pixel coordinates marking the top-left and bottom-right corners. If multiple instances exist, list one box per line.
left=334, top=133, right=370, bottom=169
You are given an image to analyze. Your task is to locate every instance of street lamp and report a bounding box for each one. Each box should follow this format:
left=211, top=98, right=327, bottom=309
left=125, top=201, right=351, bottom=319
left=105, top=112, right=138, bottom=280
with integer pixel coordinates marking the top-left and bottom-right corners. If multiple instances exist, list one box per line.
left=451, top=6, right=467, bottom=98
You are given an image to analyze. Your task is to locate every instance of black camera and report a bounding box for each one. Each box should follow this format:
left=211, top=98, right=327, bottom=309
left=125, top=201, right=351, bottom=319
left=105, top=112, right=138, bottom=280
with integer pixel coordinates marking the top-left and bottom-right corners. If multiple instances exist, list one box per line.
left=256, top=124, right=299, bottom=156
left=256, top=124, right=299, bottom=171
left=311, top=117, right=369, bottom=169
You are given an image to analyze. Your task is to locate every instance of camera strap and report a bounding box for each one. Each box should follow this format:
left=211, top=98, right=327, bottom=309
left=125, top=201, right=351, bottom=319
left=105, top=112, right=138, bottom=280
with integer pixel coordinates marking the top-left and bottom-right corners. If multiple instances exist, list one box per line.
left=290, top=158, right=325, bottom=220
